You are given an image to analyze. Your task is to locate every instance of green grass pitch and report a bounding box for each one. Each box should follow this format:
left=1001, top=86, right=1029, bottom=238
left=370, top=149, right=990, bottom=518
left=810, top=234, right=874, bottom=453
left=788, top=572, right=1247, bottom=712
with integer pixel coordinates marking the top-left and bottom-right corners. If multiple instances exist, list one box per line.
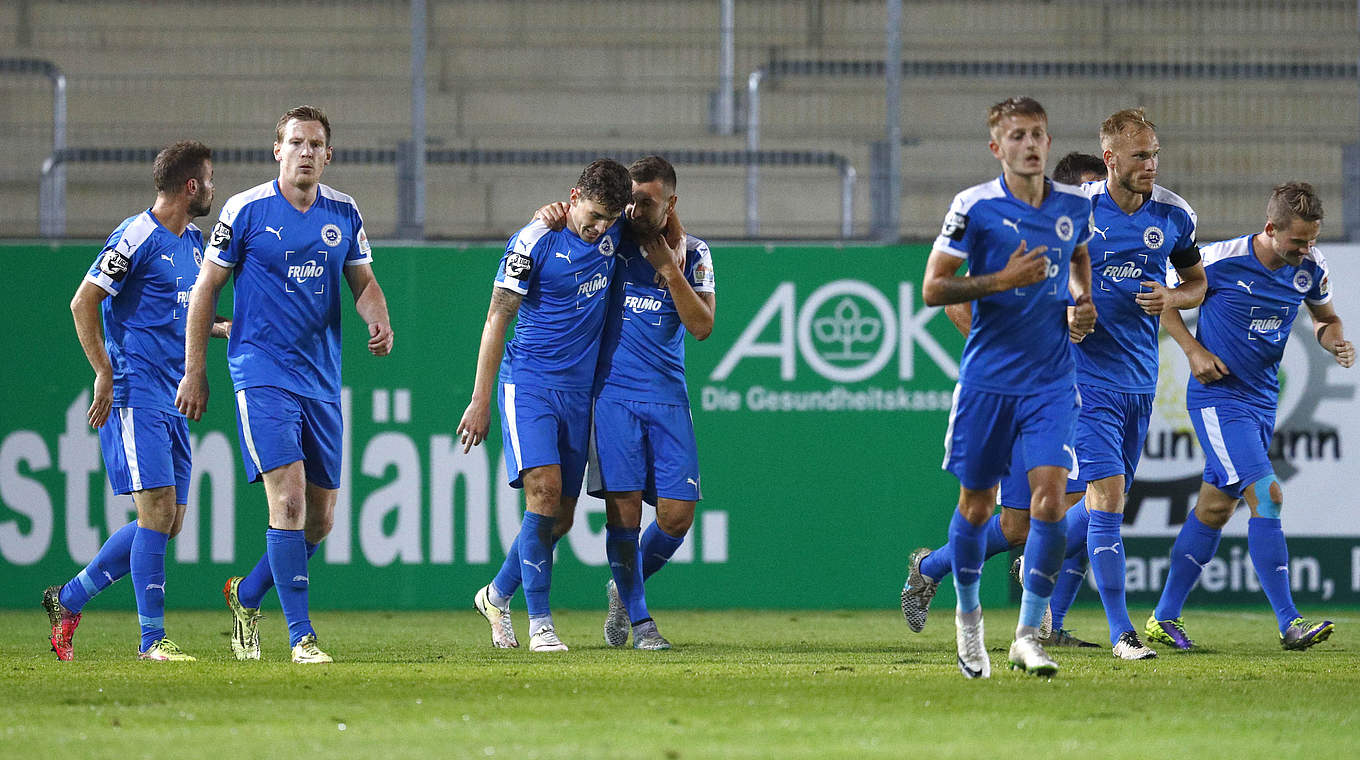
left=2, top=607, right=1356, bottom=759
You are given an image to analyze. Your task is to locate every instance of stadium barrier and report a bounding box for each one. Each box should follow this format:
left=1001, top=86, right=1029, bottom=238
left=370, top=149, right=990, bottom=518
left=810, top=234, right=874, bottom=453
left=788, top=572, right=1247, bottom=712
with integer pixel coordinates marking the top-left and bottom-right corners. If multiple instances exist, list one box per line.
left=2, top=242, right=1359, bottom=611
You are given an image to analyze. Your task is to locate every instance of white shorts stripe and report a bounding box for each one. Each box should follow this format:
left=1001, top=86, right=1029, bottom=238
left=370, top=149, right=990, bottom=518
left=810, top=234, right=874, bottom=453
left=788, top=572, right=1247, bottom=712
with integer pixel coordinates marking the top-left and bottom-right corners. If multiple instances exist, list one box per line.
left=941, top=384, right=962, bottom=470
left=1199, top=406, right=1239, bottom=484
left=235, top=390, right=264, bottom=473
left=503, top=383, right=524, bottom=473
left=118, top=407, right=143, bottom=491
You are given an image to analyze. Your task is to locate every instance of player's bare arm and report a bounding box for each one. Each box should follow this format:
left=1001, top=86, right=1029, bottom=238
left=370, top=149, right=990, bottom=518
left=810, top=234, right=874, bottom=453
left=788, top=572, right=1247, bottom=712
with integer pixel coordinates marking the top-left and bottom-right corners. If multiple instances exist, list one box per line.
left=943, top=303, right=972, bottom=337
left=1137, top=260, right=1207, bottom=316
left=175, top=260, right=231, bottom=421
left=344, top=263, right=394, bottom=357
left=457, top=286, right=523, bottom=453
left=70, top=280, right=115, bottom=428
left=1307, top=301, right=1354, bottom=368
left=921, top=241, right=1049, bottom=307
left=1163, top=306, right=1230, bottom=384
left=641, top=233, right=714, bottom=340
left=1066, top=242, right=1097, bottom=342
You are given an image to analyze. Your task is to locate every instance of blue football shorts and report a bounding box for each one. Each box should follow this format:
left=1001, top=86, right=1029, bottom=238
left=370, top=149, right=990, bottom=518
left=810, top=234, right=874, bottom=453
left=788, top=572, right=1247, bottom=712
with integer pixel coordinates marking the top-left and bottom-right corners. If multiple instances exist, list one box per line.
left=98, top=406, right=191, bottom=503
left=587, top=396, right=702, bottom=505
left=943, top=383, right=1080, bottom=492
left=1066, top=384, right=1154, bottom=493
left=234, top=385, right=342, bottom=489
left=498, top=383, right=592, bottom=497
left=1189, top=400, right=1275, bottom=497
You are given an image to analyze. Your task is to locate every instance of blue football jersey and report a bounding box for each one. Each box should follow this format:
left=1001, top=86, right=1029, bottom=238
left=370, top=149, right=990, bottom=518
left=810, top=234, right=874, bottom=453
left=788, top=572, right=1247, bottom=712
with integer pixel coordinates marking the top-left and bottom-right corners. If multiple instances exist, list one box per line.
left=204, top=180, right=373, bottom=401
left=1077, top=182, right=1198, bottom=393
left=1185, top=234, right=1331, bottom=411
left=495, top=218, right=623, bottom=391
left=595, top=234, right=716, bottom=404
left=85, top=210, right=205, bottom=414
left=933, top=176, right=1095, bottom=395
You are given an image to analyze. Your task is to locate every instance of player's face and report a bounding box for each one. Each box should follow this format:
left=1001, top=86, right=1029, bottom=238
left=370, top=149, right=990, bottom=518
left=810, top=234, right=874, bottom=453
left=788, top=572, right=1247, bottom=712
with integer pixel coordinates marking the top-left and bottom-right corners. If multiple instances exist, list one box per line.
left=274, top=119, right=332, bottom=188
left=1265, top=217, right=1321, bottom=267
left=186, top=160, right=215, bottom=219
left=567, top=188, right=621, bottom=243
left=626, top=179, right=676, bottom=237
left=1107, top=129, right=1159, bottom=196
left=988, top=114, right=1050, bottom=178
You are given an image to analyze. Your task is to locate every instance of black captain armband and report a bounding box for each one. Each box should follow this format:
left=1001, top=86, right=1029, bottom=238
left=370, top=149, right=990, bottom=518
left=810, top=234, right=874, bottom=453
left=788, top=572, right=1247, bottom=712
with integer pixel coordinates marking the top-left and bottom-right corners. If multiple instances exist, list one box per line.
left=1169, top=245, right=1201, bottom=269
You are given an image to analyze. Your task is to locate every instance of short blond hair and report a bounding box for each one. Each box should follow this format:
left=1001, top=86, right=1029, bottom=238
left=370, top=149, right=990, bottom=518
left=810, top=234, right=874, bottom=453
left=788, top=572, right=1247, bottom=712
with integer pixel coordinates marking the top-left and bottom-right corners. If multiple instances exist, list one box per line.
left=1267, top=182, right=1324, bottom=228
left=987, top=97, right=1047, bottom=135
left=1099, top=108, right=1156, bottom=149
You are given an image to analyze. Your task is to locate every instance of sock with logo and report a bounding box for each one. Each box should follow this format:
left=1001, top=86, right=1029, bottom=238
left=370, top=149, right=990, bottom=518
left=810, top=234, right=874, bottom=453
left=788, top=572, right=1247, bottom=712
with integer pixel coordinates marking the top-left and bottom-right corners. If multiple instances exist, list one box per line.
left=1047, top=500, right=1091, bottom=631
left=60, top=521, right=138, bottom=613
left=920, top=513, right=1010, bottom=581
left=266, top=528, right=314, bottom=646
left=606, top=525, right=649, bottom=624
left=1017, top=515, right=1065, bottom=638
left=1153, top=510, right=1222, bottom=622
left=1247, top=517, right=1300, bottom=633
left=517, top=512, right=556, bottom=627
left=237, top=540, right=320, bottom=609
left=1087, top=509, right=1133, bottom=643
left=640, top=522, right=686, bottom=580
left=130, top=527, right=169, bottom=652
left=949, top=509, right=987, bottom=613
left=488, top=534, right=522, bottom=607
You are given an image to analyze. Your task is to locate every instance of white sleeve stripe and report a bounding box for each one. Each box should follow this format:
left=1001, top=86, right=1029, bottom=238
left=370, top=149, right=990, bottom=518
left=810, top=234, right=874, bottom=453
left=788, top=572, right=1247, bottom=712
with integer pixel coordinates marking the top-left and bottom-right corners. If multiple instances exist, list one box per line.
left=204, top=248, right=235, bottom=268
left=694, top=283, right=716, bottom=294
left=344, top=255, right=373, bottom=266
left=84, top=272, right=119, bottom=295
left=933, top=244, right=968, bottom=260
left=496, top=279, right=529, bottom=295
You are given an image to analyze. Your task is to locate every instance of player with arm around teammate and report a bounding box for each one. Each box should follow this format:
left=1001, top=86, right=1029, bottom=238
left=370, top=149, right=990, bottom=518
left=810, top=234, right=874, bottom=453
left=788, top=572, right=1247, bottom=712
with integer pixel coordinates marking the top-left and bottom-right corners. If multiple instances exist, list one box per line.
left=920, top=97, right=1096, bottom=678
left=1145, top=182, right=1349, bottom=651
left=459, top=159, right=633, bottom=652
left=177, top=105, right=394, bottom=664
left=44, top=141, right=226, bottom=661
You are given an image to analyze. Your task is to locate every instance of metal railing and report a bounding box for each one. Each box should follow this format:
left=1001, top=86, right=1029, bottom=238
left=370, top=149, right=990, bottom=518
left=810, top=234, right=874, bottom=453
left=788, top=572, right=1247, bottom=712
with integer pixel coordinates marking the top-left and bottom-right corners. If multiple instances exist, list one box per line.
left=1, top=58, right=66, bottom=237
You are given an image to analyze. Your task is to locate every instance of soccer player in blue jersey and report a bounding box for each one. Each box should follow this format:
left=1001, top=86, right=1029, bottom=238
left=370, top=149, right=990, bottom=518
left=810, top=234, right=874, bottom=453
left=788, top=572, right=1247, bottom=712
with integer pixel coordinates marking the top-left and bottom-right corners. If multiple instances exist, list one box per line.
left=902, top=153, right=1107, bottom=648
left=44, top=141, right=226, bottom=661
left=919, top=97, right=1096, bottom=678
left=586, top=156, right=715, bottom=651
left=1145, top=182, right=1349, bottom=651
left=459, top=159, right=633, bottom=652
left=177, top=106, right=395, bottom=664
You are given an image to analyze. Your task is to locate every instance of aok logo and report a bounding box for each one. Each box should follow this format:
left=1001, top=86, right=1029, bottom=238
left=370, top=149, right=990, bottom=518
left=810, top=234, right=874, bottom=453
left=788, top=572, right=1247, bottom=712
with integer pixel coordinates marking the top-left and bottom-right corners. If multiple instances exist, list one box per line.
left=285, top=250, right=327, bottom=294
left=710, top=280, right=957, bottom=383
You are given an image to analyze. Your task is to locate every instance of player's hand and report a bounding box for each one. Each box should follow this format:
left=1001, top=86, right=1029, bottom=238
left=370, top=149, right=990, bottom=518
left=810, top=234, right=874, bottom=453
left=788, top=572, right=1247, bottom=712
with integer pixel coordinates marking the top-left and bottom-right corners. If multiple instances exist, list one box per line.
left=533, top=201, right=569, bottom=231
left=210, top=318, right=232, bottom=340
left=368, top=321, right=394, bottom=356
left=88, top=371, right=113, bottom=428
left=998, top=241, right=1050, bottom=290
left=1068, top=294, right=1097, bottom=342
left=456, top=398, right=490, bottom=453
left=641, top=233, right=684, bottom=282
left=1329, top=338, right=1355, bottom=368
left=175, top=370, right=209, bottom=422
left=1135, top=281, right=1175, bottom=315
left=1187, top=346, right=1230, bottom=384
left=661, top=206, right=686, bottom=249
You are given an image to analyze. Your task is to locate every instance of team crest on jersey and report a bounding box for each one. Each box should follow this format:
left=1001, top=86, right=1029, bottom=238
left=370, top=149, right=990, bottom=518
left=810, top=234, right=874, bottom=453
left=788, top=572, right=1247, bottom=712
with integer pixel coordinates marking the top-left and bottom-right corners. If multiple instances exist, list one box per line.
left=1293, top=269, right=1313, bottom=293
left=320, top=224, right=343, bottom=248
left=1054, top=215, right=1075, bottom=242
left=1143, top=226, right=1165, bottom=250
left=192, top=247, right=203, bottom=267
left=598, top=234, right=615, bottom=257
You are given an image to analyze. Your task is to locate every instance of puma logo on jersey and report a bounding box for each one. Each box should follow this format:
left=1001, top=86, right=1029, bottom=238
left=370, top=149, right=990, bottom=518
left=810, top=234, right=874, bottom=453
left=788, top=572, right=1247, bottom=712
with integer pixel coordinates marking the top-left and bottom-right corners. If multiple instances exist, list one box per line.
left=522, top=559, right=547, bottom=573
left=1001, top=218, right=1020, bottom=234
left=161, top=253, right=175, bottom=264
left=1236, top=280, right=1254, bottom=294
left=686, top=477, right=698, bottom=487
left=1092, top=541, right=1121, bottom=556
left=555, top=252, right=572, bottom=263
left=1092, top=225, right=1110, bottom=240
left=265, top=225, right=284, bottom=240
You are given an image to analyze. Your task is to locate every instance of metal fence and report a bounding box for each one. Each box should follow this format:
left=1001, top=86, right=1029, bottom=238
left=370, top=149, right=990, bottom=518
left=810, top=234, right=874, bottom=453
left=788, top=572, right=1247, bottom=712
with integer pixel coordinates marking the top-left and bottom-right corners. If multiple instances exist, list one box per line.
left=1, top=1, right=1357, bottom=241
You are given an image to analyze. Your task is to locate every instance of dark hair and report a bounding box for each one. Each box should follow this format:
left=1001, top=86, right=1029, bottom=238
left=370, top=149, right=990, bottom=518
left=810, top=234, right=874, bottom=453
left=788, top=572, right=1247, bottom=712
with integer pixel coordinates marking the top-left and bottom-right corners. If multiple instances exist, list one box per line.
left=275, top=105, right=332, bottom=145
left=628, top=155, right=677, bottom=192
left=575, top=159, right=632, bottom=214
left=1267, top=182, right=1324, bottom=228
left=1053, top=152, right=1106, bottom=185
left=987, top=96, right=1047, bottom=133
left=152, top=140, right=212, bottom=193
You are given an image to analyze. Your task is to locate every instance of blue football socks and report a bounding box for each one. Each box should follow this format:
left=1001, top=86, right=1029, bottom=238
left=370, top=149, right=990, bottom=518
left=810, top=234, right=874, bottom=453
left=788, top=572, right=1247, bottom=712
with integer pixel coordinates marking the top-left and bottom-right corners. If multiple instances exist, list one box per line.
left=1087, top=509, right=1134, bottom=643
left=606, top=525, right=650, bottom=624
left=919, top=512, right=1011, bottom=582
left=949, top=509, right=987, bottom=613
left=517, top=512, right=557, bottom=630
left=640, top=522, right=686, bottom=580
left=1018, top=515, right=1065, bottom=636
left=60, top=521, right=138, bottom=613
left=1153, top=510, right=1222, bottom=622
left=238, top=539, right=319, bottom=609
left=1247, top=517, right=1299, bottom=633
left=266, top=528, right=314, bottom=646
left=1047, top=499, right=1090, bottom=631
left=130, top=527, right=169, bottom=652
